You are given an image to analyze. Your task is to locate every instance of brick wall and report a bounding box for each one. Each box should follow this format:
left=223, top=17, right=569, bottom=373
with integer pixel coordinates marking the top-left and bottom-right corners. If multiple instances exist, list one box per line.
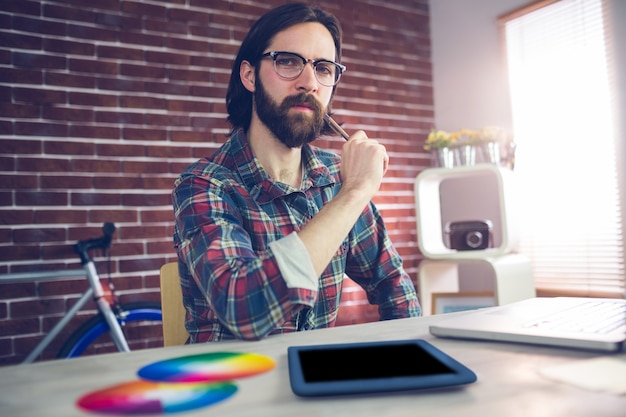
left=0, top=0, right=433, bottom=366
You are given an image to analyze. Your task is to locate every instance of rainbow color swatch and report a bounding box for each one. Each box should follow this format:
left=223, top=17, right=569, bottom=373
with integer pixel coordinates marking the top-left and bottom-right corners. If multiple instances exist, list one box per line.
left=76, top=352, right=275, bottom=415
left=77, top=380, right=237, bottom=415
left=137, top=351, right=276, bottom=383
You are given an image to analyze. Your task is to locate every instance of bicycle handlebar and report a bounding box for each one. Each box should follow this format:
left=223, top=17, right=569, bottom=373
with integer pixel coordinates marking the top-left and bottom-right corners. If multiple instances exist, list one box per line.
left=74, top=222, right=116, bottom=264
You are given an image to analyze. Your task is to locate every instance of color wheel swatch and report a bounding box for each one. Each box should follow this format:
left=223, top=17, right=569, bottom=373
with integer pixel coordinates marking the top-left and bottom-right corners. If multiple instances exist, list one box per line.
left=77, top=380, right=237, bottom=415
left=77, top=351, right=275, bottom=415
left=137, top=351, right=276, bottom=383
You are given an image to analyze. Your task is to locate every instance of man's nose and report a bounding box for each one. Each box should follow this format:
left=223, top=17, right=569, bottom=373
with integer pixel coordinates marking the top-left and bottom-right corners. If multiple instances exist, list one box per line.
left=296, top=62, right=319, bottom=92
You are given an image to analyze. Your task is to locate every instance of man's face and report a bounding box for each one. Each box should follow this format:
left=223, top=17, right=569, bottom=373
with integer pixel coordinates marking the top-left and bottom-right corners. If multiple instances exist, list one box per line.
left=251, top=22, right=337, bottom=148
left=254, top=77, right=324, bottom=148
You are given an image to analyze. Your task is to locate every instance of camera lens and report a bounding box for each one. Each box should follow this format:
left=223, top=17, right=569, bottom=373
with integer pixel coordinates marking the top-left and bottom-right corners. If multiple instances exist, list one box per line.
left=465, top=231, right=483, bottom=249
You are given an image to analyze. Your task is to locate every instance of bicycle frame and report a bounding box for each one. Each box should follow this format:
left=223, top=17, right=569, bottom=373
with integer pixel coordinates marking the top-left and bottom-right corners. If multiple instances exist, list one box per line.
left=0, top=223, right=131, bottom=364
left=0, top=269, right=89, bottom=363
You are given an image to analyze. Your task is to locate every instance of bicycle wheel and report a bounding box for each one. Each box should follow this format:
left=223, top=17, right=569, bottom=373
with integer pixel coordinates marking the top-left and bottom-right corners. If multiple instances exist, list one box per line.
left=57, top=302, right=162, bottom=359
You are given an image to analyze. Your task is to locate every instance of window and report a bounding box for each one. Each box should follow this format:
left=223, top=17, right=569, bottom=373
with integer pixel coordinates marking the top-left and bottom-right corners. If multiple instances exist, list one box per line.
left=500, top=0, right=625, bottom=297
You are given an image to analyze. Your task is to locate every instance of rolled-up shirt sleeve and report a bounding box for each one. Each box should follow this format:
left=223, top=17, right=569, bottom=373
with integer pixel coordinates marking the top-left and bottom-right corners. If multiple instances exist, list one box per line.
left=269, top=232, right=318, bottom=291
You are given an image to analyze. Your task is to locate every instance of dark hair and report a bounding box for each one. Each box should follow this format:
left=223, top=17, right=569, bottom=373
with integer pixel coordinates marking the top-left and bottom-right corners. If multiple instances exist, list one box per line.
left=226, top=3, right=343, bottom=133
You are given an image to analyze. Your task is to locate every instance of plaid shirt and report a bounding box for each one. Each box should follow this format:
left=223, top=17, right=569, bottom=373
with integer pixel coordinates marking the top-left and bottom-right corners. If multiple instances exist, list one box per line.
left=173, top=129, right=420, bottom=342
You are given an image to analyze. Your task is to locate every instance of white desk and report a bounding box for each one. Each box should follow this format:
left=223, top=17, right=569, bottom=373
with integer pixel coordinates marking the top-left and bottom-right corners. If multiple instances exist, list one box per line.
left=1, top=313, right=624, bottom=417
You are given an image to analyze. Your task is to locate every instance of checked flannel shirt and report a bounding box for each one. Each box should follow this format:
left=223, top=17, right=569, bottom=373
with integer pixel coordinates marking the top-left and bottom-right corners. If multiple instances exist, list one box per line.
left=173, top=129, right=420, bottom=342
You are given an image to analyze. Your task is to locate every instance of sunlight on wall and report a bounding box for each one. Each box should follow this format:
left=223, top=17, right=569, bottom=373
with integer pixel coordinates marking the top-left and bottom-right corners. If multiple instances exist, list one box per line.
left=505, top=0, right=624, bottom=295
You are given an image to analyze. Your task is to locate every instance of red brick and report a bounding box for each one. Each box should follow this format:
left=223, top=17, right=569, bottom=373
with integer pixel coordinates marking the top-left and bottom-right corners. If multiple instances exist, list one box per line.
left=119, top=31, right=164, bottom=48
left=44, top=71, right=95, bottom=89
left=121, top=1, right=167, bottom=18
left=167, top=99, right=210, bottom=113
left=67, top=23, right=117, bottom=42
left=145, top=50, right=190, bottom=66
left=69, top=91, right=118, bottom=107
left=42, top=107, right=94, bottom=123
left=0, top=68, right=43, bottom=84
left=0, top=0, right=41, bottom=15
left=0, top=209, right=34, bottom=225
left=0, top=138, right=41, bottom=154
left=0, top=32, right=42, bottom=50
left=34, top=209, right=88, bottom=224
left=121, top=96, right=167, bottom=110
left=145, top=18, right=187, bottom=35
left=69, top=58, right=118, bottom=75
left=144, top=81, right=190, bottom=96
left=92, top=175, right=143, bottom=189
left=12, top=15, right=65, bottom=36
left=39, top=175, right=93, bottom=189
left=119, top=256, right=165, bottom=274
left=96, top=142, right=145, bottom=157
left=95, top=110, right=144, bottom=125
left=0, top=244, right=40, bottom=261
left=122, top=192, right=171, bottom=207
left=70, top=191, right=121, bottom=206
left=97, top=77, right=146, bottom=93
left=0, top=102, right=40, bottom=118
left=0, top=317, right=39, bottom=337
left=69, top=124, right=120, bottom=139
left=89, top=209, right=137, bottom=224
left=142, top=176, right=177, bottom=190
left=44, top=38, right=94, bottom=55
left=111, top=241, right=146, bottom=258
left=13, top=227, right=67, bottom=243
left=120, top=63, right=167, bottom=79
left=72, top=158, right=120, bottom=173
left=15, top=191, right=68, bottom=206
left=147, top=240, right=177, bottom=255
left=12, top=298, right=66, bottom=318
left=122, top=160, right=168, bottom=174
left=97, top=45, right=143, bottom=61
left=14, top=87, right=66, bottom=105
left=122, top=127, right=167, bottom=142
left=140, top=209, right=175, bottom=223
left=16, top=157, right=71, bottom=172
left=144, top=113, right=190, bottom=127
left=15, top=121, right=67, bottom=137
left=12, top=51, right=65, bottom=69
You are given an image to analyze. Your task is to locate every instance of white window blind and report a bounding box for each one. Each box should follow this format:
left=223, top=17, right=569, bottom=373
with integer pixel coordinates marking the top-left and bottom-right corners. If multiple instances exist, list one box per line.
left=501, top=0, right=625, bottom=297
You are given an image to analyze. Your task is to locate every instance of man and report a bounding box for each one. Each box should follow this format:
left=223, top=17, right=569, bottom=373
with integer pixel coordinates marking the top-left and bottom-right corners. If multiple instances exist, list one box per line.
left=173, top=3, right=420, bottom=343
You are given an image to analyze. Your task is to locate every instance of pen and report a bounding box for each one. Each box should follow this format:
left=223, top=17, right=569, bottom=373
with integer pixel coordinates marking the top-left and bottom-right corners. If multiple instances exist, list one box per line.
left=323, top=114, right=350, bottom=141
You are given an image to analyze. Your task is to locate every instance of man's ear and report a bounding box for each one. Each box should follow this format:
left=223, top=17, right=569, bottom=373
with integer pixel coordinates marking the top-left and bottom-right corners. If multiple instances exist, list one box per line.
left=240, top=60, right=256, bottom=93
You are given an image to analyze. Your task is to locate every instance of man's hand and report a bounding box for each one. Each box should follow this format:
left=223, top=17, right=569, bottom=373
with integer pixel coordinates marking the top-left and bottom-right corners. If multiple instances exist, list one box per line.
left=340, top=130, right=389, bottom=200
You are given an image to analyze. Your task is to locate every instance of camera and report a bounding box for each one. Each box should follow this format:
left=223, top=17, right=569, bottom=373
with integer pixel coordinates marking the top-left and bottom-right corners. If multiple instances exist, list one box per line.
left=445, top=220, right=493, bottom=251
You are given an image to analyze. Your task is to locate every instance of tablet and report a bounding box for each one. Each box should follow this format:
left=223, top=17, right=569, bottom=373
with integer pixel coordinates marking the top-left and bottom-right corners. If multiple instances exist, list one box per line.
left=287, top=339, right=476, bottom=397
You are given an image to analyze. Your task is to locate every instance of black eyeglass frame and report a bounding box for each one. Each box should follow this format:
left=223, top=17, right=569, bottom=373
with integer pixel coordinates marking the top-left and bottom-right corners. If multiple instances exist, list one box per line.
left=260, top=51, right=346, bottom=87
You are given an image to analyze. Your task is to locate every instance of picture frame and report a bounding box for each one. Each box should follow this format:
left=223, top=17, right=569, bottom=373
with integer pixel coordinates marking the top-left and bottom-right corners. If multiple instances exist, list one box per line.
left=431, top=292, right=496, bottom=315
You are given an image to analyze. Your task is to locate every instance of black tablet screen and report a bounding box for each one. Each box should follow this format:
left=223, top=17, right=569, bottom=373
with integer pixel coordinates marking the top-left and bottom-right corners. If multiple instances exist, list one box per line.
left=298, top=342, right=455, bottom=382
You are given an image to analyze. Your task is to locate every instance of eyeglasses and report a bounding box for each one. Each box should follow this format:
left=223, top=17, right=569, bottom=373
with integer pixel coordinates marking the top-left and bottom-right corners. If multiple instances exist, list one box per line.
left=260, top=51, right=346, bottom=87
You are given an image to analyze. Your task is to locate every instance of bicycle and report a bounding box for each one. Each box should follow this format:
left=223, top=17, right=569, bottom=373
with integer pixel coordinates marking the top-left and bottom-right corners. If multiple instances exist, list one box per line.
left=0, top=223, right=163, bottom=364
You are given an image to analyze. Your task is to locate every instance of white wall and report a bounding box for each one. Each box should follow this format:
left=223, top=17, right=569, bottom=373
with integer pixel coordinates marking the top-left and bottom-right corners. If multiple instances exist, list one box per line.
left=429, top=0, right=625, bottom=134
left=429, top=0, right=626, bottom=272
left=429, top=0, right=527, bottom=132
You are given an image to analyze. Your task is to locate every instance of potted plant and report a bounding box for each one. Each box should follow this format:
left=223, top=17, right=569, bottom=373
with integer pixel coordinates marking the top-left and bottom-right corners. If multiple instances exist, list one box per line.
left=474, top=126, right=509, bottom=165
left=424, top=129, right=456, bottom=168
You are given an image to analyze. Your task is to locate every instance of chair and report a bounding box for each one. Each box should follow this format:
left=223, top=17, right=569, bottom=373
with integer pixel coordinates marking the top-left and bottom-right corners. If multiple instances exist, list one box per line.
left=159, top=262, right=189, bottom=346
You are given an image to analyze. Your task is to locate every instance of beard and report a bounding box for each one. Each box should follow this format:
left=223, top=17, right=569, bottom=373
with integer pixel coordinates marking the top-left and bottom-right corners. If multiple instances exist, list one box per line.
left=253, top=78, right=325, bottom=148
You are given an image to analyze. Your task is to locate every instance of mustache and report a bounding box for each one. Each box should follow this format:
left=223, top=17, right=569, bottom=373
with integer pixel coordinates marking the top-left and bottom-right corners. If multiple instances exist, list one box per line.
left=280, top=93, right=323, bottom=113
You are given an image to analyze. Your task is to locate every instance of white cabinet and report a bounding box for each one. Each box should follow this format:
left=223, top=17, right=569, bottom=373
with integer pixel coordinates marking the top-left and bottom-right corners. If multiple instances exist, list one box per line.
left=418, top=255, right=536, bottom=316
left=414, top=164, right=536, bottom=315
left=414, top=164, right=520, bottom=259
